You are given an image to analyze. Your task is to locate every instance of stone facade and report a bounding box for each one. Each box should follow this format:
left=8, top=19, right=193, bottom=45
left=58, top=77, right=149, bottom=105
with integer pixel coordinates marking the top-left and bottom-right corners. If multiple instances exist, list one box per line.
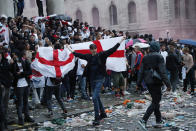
left=62, top=0, right=196, bottom=39
left=1, top=0, right=196, bottom=39
left=0, top=0, right=14, bottom=17
left=23, top=0, right=47, bottom=17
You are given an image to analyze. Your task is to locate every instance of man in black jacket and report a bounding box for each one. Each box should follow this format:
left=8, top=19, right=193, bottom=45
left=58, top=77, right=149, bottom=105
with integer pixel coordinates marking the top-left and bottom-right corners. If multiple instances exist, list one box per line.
left=166, top=43, right=180, bottom=92
left=0, top=50, right=13, bottom=130
left=67, top=37, right=125, bottom=125
left=12, top=52, right=34, bottom=125
left=137, top=41, right=171, bottom=129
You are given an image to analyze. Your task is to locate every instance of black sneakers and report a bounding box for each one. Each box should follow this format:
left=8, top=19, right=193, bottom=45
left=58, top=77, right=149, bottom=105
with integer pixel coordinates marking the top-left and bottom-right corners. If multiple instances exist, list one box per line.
left=93, top=119, right=100, bottom=126
left=93, top=113, right=107, bottom=126
left=24, top=116, right=35, bottom=123
left=99, top=113, right=107, bottom=120
left=156, top=119, right=165, bottom=127
left=18, top=118, right=24, bottom=125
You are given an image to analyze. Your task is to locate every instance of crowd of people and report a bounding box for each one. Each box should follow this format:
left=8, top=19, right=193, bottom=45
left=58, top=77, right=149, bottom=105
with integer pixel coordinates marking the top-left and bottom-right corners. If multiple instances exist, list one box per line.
left=0, top=14, right=196, bottom=130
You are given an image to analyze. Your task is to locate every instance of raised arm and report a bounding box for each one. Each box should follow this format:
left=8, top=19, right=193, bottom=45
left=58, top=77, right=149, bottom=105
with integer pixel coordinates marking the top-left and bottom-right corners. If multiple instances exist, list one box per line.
left=102, top=37, right=125, bottom=57
left=66, top=44, right=89, bottom=60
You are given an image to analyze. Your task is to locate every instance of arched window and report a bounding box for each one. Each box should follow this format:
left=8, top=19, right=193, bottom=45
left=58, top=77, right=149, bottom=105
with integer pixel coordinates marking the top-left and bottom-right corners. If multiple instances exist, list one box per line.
left=185, top=0, right=190, bottom=19
left=109, top=4, right=118, bottom=25
left=174, top=0, right=180, bottom=18
left=128, top=1, right=136, bottom=23
left=148, top=0, right=158, bottom=20
left=30, top=0, right=36, bottom=8
left=76, top=9, right=83, bottom=22
left=92, top=7, right=100, bottom=27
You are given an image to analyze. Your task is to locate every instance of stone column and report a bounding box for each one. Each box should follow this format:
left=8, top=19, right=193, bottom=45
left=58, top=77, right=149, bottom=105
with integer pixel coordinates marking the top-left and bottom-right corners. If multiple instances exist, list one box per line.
left=46, top=0, right=65, bottom=15
left=0, top=0, right=14, bottom=17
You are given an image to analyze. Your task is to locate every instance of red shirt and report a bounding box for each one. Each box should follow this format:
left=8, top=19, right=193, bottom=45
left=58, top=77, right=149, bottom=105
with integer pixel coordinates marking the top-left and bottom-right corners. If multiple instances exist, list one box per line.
left=134, top=51, right=144, bottom=70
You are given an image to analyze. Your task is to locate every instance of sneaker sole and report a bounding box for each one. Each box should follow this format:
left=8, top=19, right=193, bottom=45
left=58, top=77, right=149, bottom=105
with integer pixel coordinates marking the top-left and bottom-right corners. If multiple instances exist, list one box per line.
left=138, top=121, right=148, bottom=131
left=153, top=124, right=163, bottom=128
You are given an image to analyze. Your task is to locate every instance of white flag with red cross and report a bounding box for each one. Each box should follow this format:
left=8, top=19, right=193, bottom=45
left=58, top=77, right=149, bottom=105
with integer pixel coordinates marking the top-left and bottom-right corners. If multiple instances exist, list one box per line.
left=71, top=37, right=126, bottom=72
left=31, top=47, right=75, bottom=78
left=32, top=37, right=126, bottom=78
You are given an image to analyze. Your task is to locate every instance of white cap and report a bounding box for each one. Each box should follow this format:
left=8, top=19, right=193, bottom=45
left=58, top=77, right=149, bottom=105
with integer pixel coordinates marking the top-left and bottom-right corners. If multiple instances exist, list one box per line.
left=1, top=14, right=7, bottom=19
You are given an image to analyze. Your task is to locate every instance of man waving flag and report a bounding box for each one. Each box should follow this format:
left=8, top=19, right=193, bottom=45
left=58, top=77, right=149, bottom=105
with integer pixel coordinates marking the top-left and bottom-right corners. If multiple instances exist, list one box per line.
left=31, top=37, right=126, bottom=78
left=66, top=37, right=126, bottom=126
left=71, top=37, right=126, bottom=72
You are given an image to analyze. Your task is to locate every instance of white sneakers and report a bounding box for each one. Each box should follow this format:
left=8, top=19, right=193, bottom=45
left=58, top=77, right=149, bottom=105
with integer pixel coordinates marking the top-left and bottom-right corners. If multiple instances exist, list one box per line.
left=124, top=91, right=130, bottom=95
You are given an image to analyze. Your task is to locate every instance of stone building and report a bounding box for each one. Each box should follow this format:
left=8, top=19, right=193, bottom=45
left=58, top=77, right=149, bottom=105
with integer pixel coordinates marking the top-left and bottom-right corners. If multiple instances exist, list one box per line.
left=0, top=0, right=196, bottom=39
left=63, top=0, right=196, bottom=39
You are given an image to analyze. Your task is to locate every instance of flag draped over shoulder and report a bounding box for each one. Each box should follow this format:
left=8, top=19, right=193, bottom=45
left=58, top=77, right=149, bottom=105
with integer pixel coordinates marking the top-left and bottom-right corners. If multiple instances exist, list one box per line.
left=71, top=37, right=126, bottom=72
left=31, top=47, right=75, bottom=78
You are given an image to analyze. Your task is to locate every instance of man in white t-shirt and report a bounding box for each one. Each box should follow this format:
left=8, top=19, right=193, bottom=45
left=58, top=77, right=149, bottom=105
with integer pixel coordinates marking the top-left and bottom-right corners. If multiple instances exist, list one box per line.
left=160, top=44, right=168, bottom=63
left=77, top=59, right=89, bottom=100
left=13, top=52, right=34, bottom=125
left=160, top=44, right=168, bottom=92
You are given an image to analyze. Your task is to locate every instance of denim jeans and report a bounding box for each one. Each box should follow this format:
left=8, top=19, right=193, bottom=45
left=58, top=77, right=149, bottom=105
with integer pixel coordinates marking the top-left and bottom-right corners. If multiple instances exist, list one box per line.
left=17, top=1, right=24, bottom=16
left=91, top=77, right=105, bottom=120
left=78, top=75, right=88, bottom=98
left=103, top=74, right=111, bottom=89
left=170, top=70, right=179, bottom=92
left=63, top=74, right=76, bottom=99
left=16, top=86, right=29, bottom=119
left=32, top=88, right=44, bottom=104
left=45, top=85, right=65, bottom=111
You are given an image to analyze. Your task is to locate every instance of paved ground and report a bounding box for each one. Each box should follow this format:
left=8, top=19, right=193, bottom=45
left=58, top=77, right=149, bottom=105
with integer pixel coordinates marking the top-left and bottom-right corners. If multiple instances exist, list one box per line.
left=7, top=86, right=196, bottom=131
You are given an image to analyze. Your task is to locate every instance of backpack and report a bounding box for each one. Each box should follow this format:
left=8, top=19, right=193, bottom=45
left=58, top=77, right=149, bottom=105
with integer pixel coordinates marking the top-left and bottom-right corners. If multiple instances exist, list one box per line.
left=144, top=68, right=162, bottom=85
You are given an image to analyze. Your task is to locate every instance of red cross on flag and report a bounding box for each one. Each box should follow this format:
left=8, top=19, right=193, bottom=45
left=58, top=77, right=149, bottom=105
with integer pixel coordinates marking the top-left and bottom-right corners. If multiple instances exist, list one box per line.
left=71, top=37, right=127, bottom=72
left=32, top=37, right=126, bottom=78
left=31, top=47, right=75, bottom=78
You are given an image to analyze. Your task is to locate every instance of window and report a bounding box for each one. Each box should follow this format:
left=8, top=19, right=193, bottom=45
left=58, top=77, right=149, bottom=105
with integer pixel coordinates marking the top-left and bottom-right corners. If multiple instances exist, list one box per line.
left=148, top=0, right=158, bottom=20
left=174, top=0, right=180, bottom=18
left=185, top=0, right=190, bottom=19
left=128, top=1, right=136, bottom=23
left=92, top=7, right=100, bottom=27
left=30, top=0, right=36, bottom=8
left=76, top=9, right=83, bottom=22
left=109, top=4, right=118, bottom=25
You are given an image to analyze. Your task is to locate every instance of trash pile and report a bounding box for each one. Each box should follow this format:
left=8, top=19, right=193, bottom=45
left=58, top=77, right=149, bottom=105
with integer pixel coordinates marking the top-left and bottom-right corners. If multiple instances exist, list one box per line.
left=15, top=90, right=196, bottom=131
